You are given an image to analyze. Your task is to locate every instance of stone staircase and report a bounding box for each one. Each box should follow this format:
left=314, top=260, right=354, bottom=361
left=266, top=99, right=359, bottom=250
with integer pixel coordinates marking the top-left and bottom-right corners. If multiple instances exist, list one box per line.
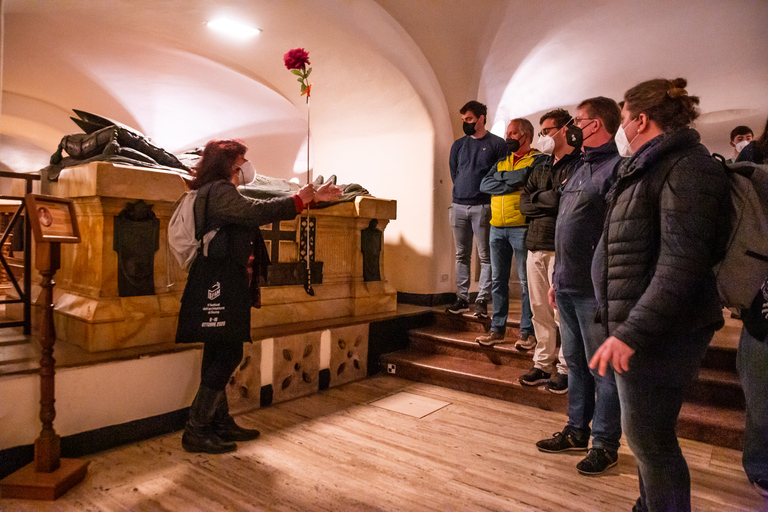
left=380, top=308, right=746, bottom=450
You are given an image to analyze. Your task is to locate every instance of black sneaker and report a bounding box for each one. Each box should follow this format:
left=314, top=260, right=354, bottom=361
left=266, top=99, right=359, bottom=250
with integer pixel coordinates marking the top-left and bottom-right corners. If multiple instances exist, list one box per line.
left=576, top=448, right=619, bottom=475
left=546, top=372, right=568, bottom=394
left=446, top=298, right=469, bottom=314
left=474, top=299, right=488, bottom=318
left=520, top=367, right=551, bottom=386
left=536, top=426, right=588, bottom=453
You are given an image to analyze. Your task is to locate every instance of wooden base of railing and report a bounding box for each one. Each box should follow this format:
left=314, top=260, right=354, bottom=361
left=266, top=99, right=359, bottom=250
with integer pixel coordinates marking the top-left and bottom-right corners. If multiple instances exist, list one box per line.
left=0, top=458, right=89, bottom=500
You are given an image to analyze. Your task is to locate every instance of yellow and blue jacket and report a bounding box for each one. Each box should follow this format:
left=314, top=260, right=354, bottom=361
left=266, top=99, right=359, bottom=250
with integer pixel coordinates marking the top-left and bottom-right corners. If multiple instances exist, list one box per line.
left=479, top=149, right=548, bottom=227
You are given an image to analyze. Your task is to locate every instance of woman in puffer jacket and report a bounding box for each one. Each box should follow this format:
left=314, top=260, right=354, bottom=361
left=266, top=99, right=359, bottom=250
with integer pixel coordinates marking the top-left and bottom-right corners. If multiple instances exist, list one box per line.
left=589, top=78, right=730, bottom=512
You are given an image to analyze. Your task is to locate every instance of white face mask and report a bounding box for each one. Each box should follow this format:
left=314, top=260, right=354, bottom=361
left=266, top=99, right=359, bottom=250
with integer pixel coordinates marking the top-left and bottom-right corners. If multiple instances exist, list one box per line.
left=239, top=161, right=256, bottom=185
left=537, top=135, right=555, bottom=155
left=734, top=140, right=750, bottom=154
left=615, top=119, right=639, bottom=158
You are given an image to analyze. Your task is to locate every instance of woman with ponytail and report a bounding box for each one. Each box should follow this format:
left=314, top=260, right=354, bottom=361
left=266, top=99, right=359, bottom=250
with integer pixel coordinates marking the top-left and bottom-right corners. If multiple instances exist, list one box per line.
left=589, top=79, right=730, bottom=511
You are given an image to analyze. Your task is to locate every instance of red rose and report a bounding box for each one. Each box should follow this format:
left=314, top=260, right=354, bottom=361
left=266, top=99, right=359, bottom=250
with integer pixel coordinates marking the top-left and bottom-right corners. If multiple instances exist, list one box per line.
left=283, top=48, right=310, bottom=70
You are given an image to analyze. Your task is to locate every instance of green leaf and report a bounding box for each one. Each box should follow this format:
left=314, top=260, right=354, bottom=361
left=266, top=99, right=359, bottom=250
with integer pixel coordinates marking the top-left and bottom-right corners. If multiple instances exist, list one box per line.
left=290, top=69, right=302, bottom=76
left=301, top=84, right=307, bottom=92
left=298, top=77, right=304, bottom=83
left=306, top=67, right=312, bottom=76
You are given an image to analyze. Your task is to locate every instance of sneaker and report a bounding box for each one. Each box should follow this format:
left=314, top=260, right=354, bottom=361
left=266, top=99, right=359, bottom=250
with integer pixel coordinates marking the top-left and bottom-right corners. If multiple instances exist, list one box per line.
left=576, top=448, right=619, bottom=475
left=515, top=334, right=537, bottom=351
left=546, top=372, right=568, bottom=394
left=476, top=330, right=505, bottom=346
left=474, top=299, right=488, bottom=318
left=536, top=426, right=588, bottom=453
left=753, top=478, right=768, bottom=499
left=446, top=298, right=469, bottom=315
left=520, top=367, right=551, bottom=386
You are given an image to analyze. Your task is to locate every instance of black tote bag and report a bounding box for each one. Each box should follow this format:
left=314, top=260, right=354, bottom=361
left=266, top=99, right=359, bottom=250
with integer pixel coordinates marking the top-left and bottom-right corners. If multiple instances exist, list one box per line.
left=175, top=253, right=251, bottom=344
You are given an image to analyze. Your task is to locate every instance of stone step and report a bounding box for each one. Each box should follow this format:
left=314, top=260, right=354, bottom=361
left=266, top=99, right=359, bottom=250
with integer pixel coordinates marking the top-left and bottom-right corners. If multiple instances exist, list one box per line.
left=407, top=325, right=531, bottom=369
left=685, top=367, right=745, bottom=410
left=678, top=401, right=745, bottom=451
left=699, top=344, right=737, bottom=372
left=380, top=349, right=568, bottom=414
left=433, top=309, right=521, bottom=333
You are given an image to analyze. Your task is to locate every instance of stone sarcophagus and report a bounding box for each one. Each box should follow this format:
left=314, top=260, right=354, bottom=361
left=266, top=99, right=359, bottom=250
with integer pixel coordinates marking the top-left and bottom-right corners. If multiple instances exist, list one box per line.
left=15, top=161, right=396, bottom=352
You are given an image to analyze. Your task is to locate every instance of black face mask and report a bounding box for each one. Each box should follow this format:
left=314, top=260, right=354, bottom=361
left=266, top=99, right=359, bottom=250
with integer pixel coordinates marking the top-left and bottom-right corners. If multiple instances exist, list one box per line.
left=505, top=137, right=521, bottom=154
left=565, top=124, right=583, bottom=152
left=462, top=121, right=477, bottom=136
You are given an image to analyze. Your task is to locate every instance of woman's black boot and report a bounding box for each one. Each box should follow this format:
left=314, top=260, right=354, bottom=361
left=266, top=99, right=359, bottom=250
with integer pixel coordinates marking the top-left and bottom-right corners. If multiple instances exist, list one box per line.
left=182, top=386, right=237, bottom=454
left=213, top=394, right=261, bottom=442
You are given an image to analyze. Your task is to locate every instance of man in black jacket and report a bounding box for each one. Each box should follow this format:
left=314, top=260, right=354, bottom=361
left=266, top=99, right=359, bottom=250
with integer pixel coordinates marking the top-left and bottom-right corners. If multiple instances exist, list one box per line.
left=518, top=109, right=580, bottom=392
left=535, top=97, right=623, bottom=476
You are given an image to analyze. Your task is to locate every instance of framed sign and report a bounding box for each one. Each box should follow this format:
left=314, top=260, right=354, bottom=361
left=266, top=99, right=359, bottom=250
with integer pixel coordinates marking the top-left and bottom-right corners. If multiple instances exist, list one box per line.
left=24, top=194, right=81, bottom=244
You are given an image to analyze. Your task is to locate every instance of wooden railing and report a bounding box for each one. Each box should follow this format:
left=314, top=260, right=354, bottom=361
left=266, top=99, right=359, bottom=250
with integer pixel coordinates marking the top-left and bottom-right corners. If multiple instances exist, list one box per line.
left=0, top=170, right=40, bottom=334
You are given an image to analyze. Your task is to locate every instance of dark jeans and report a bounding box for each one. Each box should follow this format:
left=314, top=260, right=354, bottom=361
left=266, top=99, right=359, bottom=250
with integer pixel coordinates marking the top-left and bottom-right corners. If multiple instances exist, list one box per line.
left=737, top=326, right=768, bottom=485
left=557, top=291, right=621, bottom=452
left=201, top=341, right=244, bottom=391
left=616, top=328, right=714, bottom=512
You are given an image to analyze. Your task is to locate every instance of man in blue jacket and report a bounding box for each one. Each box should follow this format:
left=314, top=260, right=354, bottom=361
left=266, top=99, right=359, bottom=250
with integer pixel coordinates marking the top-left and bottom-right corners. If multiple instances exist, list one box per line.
left=535, top=97, right=624, bottom=475
left=447, top=101, right=507, bottom=317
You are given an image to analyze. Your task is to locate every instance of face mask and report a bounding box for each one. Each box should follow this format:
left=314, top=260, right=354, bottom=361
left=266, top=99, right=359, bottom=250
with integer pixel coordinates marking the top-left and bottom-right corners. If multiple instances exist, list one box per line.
left=462, top=121, right=477, bottom=136
left=734, top=140, right=750, bottom=153
left=537, top=135, right=555, bottom=155
left=239, top=160, right=256, bottom=185
left=565, top=124, right=583, bottom=152
left=579, top=120, right=597, bottom=144
left=615, top=118, right=639, bottom=157
left=505, top=137, right=520, bottom=154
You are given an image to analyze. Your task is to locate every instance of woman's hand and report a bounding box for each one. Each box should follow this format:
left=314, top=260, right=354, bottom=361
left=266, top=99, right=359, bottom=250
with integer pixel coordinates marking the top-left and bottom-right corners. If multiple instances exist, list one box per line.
left=297, top=184, right=315, bottom=205
left=589, top=336, right=635, bottom=376
left=314, top=181, right=343, bottom=202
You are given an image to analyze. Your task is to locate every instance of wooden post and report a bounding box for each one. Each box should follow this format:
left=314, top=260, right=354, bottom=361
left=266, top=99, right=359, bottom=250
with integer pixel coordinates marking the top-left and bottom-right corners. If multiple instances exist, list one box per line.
left=0, top=195, right=88, bottom=500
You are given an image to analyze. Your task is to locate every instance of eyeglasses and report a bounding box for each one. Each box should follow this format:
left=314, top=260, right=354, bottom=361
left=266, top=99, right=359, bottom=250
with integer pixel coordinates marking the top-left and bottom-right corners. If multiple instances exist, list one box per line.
left=574, top=117, right=595, bottom=126
left=538, top=126, right=558, bottom=137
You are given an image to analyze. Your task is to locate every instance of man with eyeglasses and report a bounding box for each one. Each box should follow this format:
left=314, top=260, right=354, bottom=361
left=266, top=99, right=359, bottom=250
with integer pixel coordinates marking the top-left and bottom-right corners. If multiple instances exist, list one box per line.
left=534, top=97, right=624, bottom=476
left=518, top=108, right=580, bottom=393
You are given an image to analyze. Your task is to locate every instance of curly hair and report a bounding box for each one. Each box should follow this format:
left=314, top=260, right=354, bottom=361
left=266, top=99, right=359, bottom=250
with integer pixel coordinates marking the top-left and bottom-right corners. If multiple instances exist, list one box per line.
left=189, top=139, right=248, bottom=190
left=623, top=78, right=700, bottom=132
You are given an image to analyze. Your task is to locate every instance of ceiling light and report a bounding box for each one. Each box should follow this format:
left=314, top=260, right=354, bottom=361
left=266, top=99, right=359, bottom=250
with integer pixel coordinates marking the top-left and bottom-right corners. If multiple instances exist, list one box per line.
left=207, top=18, right=261, bottom=40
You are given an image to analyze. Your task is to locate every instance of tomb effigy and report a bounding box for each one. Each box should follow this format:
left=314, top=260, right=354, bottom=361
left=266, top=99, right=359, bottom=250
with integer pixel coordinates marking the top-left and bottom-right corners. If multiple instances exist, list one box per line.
left=10, top=111, right=397, bottom=356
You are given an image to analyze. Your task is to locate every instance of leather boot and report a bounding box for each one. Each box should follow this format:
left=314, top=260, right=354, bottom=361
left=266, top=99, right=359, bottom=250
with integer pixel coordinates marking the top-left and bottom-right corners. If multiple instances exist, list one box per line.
left=182, top=386, right=237, bottom=454
left=213, top=393, right=261, bottom=442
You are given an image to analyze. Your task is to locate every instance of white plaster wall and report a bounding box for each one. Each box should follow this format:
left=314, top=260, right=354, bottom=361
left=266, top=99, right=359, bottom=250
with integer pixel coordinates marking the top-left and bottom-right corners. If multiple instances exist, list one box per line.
left=0, top=349, right=202, bottom=450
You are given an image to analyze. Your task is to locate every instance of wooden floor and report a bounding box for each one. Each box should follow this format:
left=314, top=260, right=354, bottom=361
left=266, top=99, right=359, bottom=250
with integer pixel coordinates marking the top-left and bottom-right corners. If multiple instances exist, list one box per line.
left=1, top=375, right=765, bottom=511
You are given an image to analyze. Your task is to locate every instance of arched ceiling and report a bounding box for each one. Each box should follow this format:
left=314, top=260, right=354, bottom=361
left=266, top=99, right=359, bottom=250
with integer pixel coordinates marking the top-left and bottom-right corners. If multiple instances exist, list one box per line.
left=482, top=0, right=768, bottom=156
left=2, top=0, right=766, bottom=169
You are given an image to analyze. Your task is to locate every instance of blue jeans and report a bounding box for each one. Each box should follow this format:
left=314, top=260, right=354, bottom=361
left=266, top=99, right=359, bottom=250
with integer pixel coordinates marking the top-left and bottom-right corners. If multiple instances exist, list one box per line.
left=557, top=291, right=621, bottom=452
left=489, top=226, right=533, bottom=336
left=737, top=326, right=768, bottom=485
left=616, top=328, right=714, bottom=512
left=449, top=204, right=492, bottom=303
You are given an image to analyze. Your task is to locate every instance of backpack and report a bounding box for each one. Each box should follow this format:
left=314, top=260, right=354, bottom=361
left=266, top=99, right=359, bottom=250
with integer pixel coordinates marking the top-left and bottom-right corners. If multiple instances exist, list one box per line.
left=712, top=154, right=768, bottom=310
left=167, top=185, right=218, bottom=272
